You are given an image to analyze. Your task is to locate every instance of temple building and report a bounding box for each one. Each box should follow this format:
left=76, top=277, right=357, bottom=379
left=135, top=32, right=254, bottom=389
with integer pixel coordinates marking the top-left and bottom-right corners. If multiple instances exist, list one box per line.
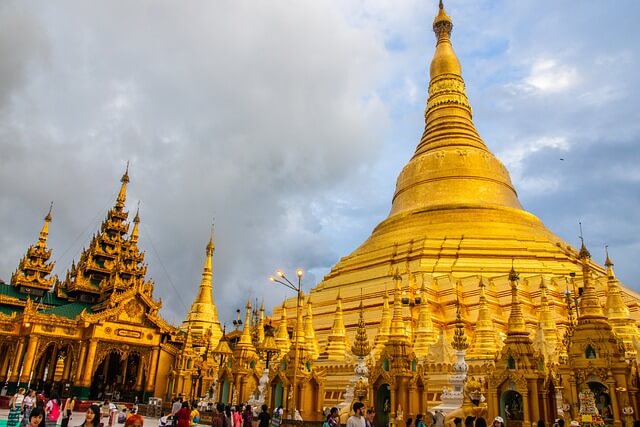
left=0, top=167, right=218, bottom=402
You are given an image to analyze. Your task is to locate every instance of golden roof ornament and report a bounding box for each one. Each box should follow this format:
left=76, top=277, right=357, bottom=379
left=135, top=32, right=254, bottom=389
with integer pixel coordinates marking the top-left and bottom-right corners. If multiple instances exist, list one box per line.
left=116, top=161, right=130, bottom=209
left=413, top=275, right=437, bottom=357
left=351, top=291, right=371, bottom=358
left=576, top=235, right=606, bottom=321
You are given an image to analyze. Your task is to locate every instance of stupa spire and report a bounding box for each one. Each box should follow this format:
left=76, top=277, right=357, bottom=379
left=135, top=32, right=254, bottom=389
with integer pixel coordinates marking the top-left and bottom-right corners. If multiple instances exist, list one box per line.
left=604, top=250, right=639, bottom=359
left=385, top=0, right=522, bottom=220
left=389, top=269, right=407, bottom=339
left=181, top=231, right=223, bottom=345
left=233, top=301, right=258, bottom=368
left=322, top=290, right=348, bottom=360
left=536, top=278, right=558, bottom=360
left=413, top=275, right=437, bottom=357
left=506, top=266, right=528, bottom=336
left=373, top=287, right=391, bottom=356
left=577, top=238, right=606, bottom=321
left=304, top=297, right=320, bottom=360
left=467, top=277, right=498, bottom=360
left=275, top=302, right=291, bottom=354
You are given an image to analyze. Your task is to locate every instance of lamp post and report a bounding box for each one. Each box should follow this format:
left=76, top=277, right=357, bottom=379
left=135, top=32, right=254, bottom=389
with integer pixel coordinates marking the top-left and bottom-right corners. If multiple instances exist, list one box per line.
left=269, top=269, right=303, bottom=419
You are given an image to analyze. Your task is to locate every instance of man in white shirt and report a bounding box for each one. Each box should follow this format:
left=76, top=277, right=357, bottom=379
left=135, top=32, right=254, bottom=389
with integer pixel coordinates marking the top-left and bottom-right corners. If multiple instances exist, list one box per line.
left=347, top=402, right=366, bottom=427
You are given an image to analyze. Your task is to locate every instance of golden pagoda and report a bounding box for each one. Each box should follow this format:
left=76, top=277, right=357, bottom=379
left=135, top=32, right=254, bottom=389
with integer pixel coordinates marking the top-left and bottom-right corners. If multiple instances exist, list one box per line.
left=180, top=230, right=224, bottom=347
left=271, top=0, right=640, bottom=421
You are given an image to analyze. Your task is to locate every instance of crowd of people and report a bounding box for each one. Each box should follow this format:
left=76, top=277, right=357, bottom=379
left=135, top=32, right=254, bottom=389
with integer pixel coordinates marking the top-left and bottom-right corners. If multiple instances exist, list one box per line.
left=163, top=397, right=281, bottom=427
left=4, top=388, right=143, bottom=427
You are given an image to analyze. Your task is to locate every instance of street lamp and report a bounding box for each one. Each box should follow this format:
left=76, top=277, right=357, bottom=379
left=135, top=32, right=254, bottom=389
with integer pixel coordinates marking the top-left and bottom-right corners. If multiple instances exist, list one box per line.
left=269, top=269, right=303, bottom=419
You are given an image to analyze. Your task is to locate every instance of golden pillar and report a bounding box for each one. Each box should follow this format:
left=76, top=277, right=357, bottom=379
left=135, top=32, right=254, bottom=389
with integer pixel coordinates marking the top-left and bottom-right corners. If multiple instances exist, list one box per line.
left=19, top=336, right=39, bottom=384
left=134, top=355, right=144, bottom=391
left=81, top=340, right=98, bottom=388
left=608, top=378, right=622, bottom=427
left=541, top=388, right=550, bottom=425
left=529, top=379, right=540, bottom=422
left=0, top=347, right=11, bottom=381
left=569, top=375, right=579, bottom=420
left=47, top=346, right=57, bottom=381
left=9, top=338, right=26, bottom=383
left=522, top=390, right=530, bottom=427
left=145, top=346, right=160, bottom=394
left=121, top=355, right=128, bottom=385
left=75, top=342, right=88, bottom=383
left=62, top=353, right=73, bottom=381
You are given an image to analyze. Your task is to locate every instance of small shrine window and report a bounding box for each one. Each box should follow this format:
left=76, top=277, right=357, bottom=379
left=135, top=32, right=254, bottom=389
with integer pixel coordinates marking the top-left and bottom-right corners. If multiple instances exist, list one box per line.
left=250, top=360, right=256, bottom=369
left=306, top=361, right=311, bottom=371
left=383, top=359, right=390, bottom=371
left=507, top=355, right=516, bottom=369
left=412, top=360, right=417, bottom=372
left=585, top=345, right=597, bottom=359
left=280, top=360, right=287, bottom=370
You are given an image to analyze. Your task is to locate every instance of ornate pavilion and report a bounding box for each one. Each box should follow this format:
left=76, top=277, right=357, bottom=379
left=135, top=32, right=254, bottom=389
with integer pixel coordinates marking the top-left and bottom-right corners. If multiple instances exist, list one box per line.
left=1, top=2, right=640, bottom=427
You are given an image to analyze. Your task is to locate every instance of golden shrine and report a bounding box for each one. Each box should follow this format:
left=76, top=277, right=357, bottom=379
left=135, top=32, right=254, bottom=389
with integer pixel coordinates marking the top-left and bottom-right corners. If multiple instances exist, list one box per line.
left=1, top=2, right=639, bottom=427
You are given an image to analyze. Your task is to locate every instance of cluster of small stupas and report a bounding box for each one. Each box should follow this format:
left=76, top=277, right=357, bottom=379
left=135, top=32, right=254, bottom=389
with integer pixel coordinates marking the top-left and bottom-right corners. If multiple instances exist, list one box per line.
left=1, top=2, right=639, bottom=426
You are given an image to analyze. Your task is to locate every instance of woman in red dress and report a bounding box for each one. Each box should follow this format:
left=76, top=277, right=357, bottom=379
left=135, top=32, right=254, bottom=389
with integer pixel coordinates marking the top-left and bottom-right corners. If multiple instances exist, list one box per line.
left=175, top=402, right=191, bottom=427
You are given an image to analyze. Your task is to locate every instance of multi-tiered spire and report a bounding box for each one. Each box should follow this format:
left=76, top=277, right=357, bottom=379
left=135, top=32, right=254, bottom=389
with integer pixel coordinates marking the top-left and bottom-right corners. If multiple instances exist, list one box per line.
left=303, top=297, right=319, bottom=360
left=322, top=290, right=348, bottom=360
left=533, top=278, right=559, bottom=363
left=467, top=277, right=498, bottom=361
left=181, top=231, right=223, bottom=346
left=12, top=203, right=58, bottom=292
left=274, top=302, right=291, bottom=355
left=351, top=294, right=371, bottom=358
left=372, top=287, right=391, bottom=357
left=603, top=250, right=639, bottom=359
left=413, top=277, right=437, bottom=357
left=63, top=165, right=150, bottom=303
left=234, top=301, right=258, bottom=368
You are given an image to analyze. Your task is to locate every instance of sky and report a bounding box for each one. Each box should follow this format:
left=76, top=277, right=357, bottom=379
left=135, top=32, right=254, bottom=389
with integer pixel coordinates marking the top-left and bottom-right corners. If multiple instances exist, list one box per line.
left=1, top=0, right=639, bottom=326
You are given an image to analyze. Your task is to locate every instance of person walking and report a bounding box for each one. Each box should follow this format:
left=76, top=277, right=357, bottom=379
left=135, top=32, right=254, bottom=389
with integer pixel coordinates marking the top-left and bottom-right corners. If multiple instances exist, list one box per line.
left=242, top=405, right=253, bottom=427
left=175, top=402, right=191, bottom=427
left=324, top=407, right=339, bottom=427
left=347, top=402, right=366, bottom=427
left=45, top=393, right=61, bottom=427
left=22, top=390, right=36, bottom=427
left=8, top=388, right=26, bottom=427
left=257, top=405, right=270, bottom=427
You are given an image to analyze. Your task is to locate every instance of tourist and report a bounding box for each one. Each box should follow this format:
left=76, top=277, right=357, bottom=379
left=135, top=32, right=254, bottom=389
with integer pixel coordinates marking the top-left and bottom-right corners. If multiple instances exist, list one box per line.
left=171, top=399, right=183, bottom=427
left=45, top=393, right=61, bottom=427
left=212, top=403, right=226, bottom=427
left=28, top=407, right=45, bottom=427
left=453, top=418, right=462, bottom=427
left=61, top=396, right=76, bottom=427
left=190, top=404, right=201, bottom=426
left=475, top=418, right=487, bottom=427
left=365, top=408, right=375, bottom=427
left=224, top=406, right=232, bottom=427
left=464, top=417, right=475, bottom=427
left=118, top=408, right=129, bottom=424
left=233, top=406, right=242, bottom=427
left=175, top=401, right=191, bottom=427
left=79, top=405, right=101, bottom=427
left=492, top=417, right=505, bottom=427
left=416, top=414, right=426, bottom=427
left=124, top=415, right=144, bottom=427
left=347, top=402, right=366, bottom=427
left=536, top=420, right=545, bottom=427
left=257, top=405, right=270, bottom=427
left=406, top=418, right=415, bottom=427
left=8, top=388, right=26, bottom=427
left=325, top=407, right=339, bottom=427
left=242, top=405, right=253, bottom=427
left=424, top=413, right=435, bottom=427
